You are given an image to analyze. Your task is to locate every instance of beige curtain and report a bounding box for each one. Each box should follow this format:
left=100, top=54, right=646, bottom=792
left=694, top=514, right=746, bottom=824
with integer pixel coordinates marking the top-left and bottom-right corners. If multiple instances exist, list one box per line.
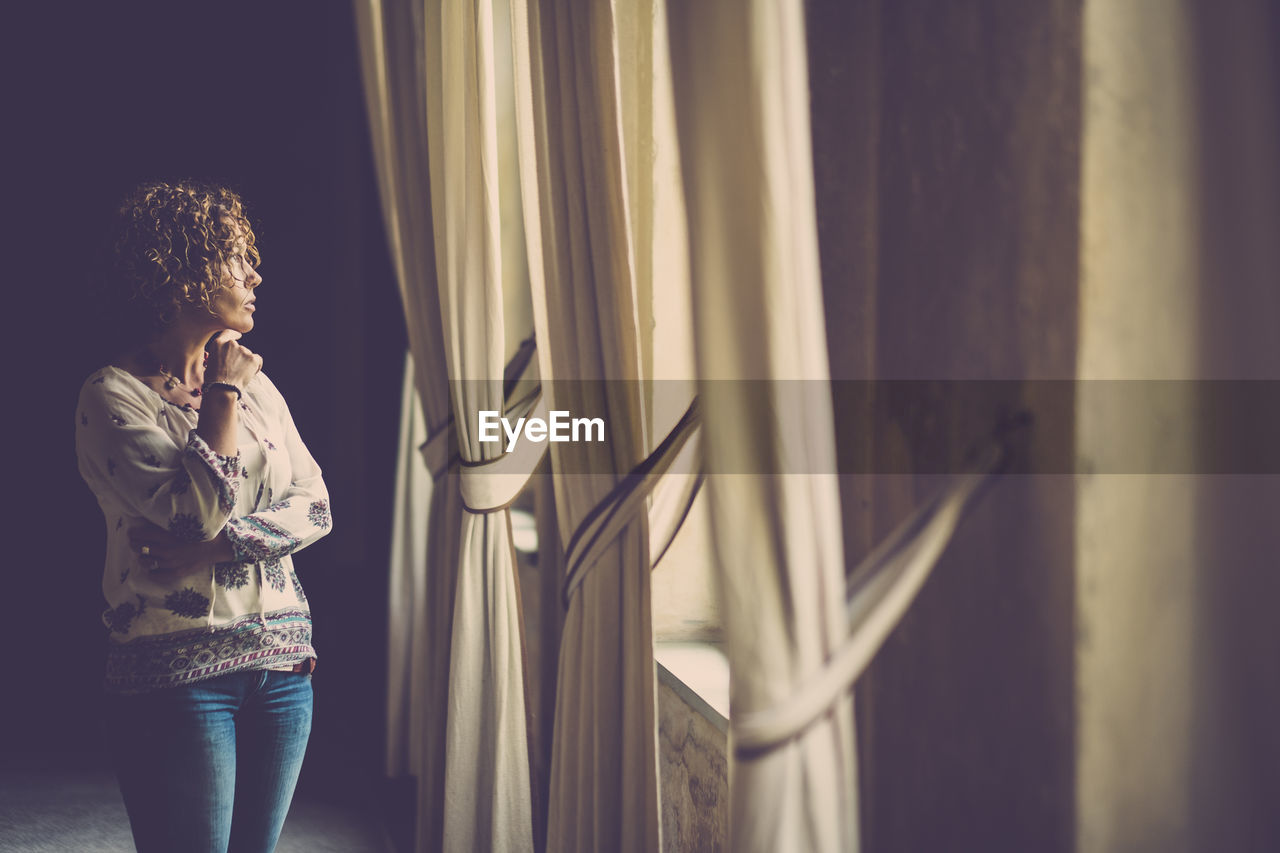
left=357, top=1, right=537, bottom=850
left=384, top=352, right=432, bottom=780
left=424, top=1, right=537, bottom=849
left=509, top=0, right=663, bottom=849
left=667, top=0, right=859, bottom=849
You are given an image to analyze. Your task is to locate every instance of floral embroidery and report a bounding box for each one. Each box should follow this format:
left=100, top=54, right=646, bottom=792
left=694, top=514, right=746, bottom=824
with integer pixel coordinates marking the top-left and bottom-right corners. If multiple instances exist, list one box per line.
left=254, top=482, right=264, bottom=510
left=263, top=559, right=287, bottom=593
left=307, top=500, right=331, bottom=530
left=104, top=595, right=147, bottom=634
left=264, top=438, right=277, bottom=451
left=143, top=453, right=159, bottom=467
left=168, top=513, right=204, bottom=543
left=290, top=568, right=308, bottom=606
left=215, top=561, right=250, bottom=590
left=110, top=413, right=126, bottom=426
left=225, top=516, right=301, bottom=562
left=184, top=432, right=241, bottom=514
left=104, top=609, right=314, bottom=692
left=202, top=468, right=232, bottom=509
left=215, top=454, right=241, bottom=480
left=163, top=587, right=210, bottom=619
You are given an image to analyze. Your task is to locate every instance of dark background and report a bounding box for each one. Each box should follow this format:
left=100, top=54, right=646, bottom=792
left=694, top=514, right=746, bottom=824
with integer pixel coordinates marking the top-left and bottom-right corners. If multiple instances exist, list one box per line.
left=6, top=0, right=405, bottom=803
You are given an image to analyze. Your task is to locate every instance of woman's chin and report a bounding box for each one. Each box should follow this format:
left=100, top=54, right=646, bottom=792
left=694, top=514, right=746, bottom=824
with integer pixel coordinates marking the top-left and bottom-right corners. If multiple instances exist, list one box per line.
left=210, top=314, right=255, bottom=335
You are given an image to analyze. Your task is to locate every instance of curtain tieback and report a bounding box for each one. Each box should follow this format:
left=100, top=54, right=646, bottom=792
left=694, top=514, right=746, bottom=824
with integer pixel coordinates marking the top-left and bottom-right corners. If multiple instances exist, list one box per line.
left=458, top=390, right=550, bottom=513
left=732, top=438, right=1011, bottom=757
left=416, top=335, right=540, bottom=484
left=419, top=422, right=458, bottom=480
left=561, top=397, right=703, bottom=607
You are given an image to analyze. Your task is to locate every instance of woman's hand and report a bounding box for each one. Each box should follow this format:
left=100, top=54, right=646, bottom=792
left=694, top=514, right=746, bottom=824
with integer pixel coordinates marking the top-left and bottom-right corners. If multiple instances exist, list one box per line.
left=205, top=329, right=263, bottom=390
left=128, top=522, right=236, bottom=574
left=196, top=330, right=255, bottom=456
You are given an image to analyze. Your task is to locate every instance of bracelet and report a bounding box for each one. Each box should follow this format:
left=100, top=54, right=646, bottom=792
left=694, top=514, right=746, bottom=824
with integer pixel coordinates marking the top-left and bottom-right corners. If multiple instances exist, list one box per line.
left=201, top=381, right=243, bottom=399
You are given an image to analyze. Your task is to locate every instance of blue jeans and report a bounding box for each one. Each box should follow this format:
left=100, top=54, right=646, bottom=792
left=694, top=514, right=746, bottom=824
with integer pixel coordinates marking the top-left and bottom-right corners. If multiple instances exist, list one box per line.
left=104, top=669, right=313, bottom=853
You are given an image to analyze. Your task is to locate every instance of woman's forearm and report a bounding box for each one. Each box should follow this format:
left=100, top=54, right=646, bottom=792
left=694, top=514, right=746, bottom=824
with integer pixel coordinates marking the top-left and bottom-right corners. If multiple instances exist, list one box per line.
left=196, top=389, right=241, bottom=456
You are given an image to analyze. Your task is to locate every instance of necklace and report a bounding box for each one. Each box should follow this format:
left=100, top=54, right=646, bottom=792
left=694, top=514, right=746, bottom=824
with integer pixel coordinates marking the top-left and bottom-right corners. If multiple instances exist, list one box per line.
left=148, top=351, right=207, bottom=397
left=157, top=365, right=201, bottom=396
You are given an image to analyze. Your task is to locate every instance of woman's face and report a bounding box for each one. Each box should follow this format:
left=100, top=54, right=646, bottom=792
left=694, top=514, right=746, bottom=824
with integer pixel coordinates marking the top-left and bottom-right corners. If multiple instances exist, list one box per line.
left=208, top=234, right=261, bottom=334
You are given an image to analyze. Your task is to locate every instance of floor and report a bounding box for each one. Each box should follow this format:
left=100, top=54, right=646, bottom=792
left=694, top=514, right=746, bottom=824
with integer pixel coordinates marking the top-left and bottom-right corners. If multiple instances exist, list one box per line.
left=0, top=764, right=393, bottom=853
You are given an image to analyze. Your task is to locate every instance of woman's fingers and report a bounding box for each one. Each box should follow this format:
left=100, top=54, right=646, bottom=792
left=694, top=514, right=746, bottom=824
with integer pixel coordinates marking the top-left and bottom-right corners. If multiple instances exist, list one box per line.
left=206, top=331, right=262, bottom=388
left=137, top=542, right=202, bottom=573
left=132, top=540, right=176, bottom=563
left=128, top=524, right=186, bottom=570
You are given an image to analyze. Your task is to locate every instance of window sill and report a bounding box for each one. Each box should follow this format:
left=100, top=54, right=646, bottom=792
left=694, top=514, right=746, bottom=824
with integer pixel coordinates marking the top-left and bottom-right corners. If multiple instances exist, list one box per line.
left=655, top=641, right=728, bottom=729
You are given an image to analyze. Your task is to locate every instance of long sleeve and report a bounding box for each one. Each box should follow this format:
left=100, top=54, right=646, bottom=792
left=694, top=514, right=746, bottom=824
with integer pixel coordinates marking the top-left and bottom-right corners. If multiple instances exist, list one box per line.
left=223, top=374, right=332, bottom=563
left=82, top=367, right=323, bottom=692
left=76, top=376, right=242, bottom=542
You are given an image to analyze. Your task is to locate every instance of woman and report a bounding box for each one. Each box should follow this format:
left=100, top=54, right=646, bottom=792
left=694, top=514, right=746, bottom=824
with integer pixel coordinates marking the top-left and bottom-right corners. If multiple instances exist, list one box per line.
left=75, top=181, right=332, bottom=852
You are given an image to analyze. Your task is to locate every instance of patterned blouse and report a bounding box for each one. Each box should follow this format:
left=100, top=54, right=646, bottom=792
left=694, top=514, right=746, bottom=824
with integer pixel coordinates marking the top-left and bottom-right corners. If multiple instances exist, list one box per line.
left=76, top=366, right=332, bottom=693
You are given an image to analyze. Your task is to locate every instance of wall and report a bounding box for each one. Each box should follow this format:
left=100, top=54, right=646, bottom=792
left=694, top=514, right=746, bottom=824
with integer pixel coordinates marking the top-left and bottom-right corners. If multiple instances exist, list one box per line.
left=657, top=665, right=727, bottom=853
left=810, top=1, right=1080, bottom=849
left=1190, top=2, right=1280, bottom=849
left=810, top=1, right=1280, bottom=850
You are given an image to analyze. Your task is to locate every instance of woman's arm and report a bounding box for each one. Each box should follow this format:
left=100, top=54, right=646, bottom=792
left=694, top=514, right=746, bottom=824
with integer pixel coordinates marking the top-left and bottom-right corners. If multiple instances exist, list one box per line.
left=76, top=378, right=243, bottom=542
left=222, top=374, right=332, bottom=563
left=196, top=329, right=263, bottom=456
left=126, top=522, right=235, bottom=572
left=193, top=390, right=241, bottom=457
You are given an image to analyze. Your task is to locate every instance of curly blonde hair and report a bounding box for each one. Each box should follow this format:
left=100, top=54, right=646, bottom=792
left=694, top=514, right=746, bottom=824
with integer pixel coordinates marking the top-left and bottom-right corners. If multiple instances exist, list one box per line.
left=105, top=181, right=260, bottom=342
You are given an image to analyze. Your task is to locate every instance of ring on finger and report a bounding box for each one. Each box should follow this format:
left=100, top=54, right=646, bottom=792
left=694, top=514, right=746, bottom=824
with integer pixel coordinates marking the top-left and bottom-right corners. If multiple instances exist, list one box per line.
left=141, top=545, right=151, bottom=557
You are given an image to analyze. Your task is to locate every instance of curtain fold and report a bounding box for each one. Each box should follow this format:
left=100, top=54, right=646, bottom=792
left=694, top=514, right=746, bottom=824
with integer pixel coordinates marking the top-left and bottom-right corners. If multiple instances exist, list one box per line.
left=385, top=352, right=432, bottom=780
left=667, top=0, right=860, bottom=849
left=424, top=1, right=534, bottom=850
left=357, top=1, right=534, bottom=850
left=510, top=0, right=662, bottom=849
